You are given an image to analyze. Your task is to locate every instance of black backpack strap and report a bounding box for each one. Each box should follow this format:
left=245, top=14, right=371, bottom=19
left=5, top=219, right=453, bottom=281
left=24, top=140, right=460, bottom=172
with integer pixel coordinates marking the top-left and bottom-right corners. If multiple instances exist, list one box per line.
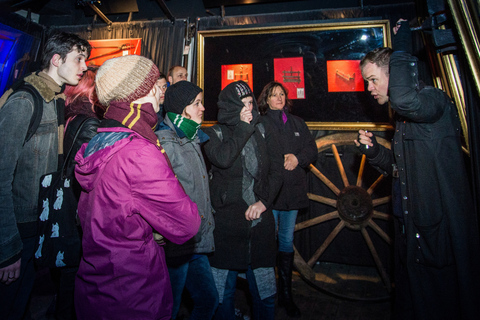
left=16, top=83, right=44, bottom=143
left=62, top=115, right=91, bottom=177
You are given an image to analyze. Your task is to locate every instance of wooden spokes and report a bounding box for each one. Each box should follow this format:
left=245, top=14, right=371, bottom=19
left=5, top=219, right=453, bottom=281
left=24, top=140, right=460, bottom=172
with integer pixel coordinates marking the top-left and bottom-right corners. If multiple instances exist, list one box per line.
left=294, top=134, right=393, bottom=300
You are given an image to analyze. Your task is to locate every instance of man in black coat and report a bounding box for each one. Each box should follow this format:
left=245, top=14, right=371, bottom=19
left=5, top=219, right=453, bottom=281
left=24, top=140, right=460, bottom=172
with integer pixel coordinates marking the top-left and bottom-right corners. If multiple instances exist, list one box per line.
left=355, top=20, right=480, bottom=319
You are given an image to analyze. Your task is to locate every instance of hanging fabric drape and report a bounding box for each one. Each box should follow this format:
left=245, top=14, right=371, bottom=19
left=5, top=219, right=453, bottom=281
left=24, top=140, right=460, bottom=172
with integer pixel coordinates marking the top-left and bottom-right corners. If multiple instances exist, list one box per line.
left=50, top=19, right=187, bottom=75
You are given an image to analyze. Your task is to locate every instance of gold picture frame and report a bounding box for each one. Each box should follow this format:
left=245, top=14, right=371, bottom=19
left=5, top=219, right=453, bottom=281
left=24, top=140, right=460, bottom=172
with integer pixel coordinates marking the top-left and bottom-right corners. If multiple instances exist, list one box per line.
left=197, top=19, right=393, bottom=131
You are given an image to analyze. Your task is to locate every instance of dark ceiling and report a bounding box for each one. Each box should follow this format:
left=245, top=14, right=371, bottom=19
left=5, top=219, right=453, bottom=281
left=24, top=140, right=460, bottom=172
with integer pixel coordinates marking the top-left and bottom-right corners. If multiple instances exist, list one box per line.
left=0, top=0, right=418, bottom=26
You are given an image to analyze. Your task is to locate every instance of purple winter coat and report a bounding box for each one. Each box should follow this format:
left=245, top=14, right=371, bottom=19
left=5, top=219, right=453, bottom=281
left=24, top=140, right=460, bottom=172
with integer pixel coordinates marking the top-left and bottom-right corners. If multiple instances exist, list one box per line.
left=74, top=127, right=200, bottom=320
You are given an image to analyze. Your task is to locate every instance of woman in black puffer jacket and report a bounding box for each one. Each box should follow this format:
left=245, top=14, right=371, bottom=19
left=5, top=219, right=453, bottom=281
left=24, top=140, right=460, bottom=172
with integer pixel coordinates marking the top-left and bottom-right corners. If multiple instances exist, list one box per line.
left=258, top=81, right=317, bottom=318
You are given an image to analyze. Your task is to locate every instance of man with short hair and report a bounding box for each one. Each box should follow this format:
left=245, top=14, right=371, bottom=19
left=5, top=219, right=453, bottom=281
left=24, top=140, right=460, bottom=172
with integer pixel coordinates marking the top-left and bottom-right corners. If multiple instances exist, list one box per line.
left=156, top=72, right=168, bottom=124
left=355, top=20, right=480, bottom=319
left=0, top=31, right=91, bottom=319
left=168, top=65, right=188, bottom=84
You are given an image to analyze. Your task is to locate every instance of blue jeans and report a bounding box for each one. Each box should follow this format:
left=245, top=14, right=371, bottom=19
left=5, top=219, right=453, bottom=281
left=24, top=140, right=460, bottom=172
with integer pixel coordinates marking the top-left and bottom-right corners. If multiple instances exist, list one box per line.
left=272, top=210, right=298, bottom=253
left=167, top=255, right=219, bottom=320
left=214, top=266, right=275, bottom=320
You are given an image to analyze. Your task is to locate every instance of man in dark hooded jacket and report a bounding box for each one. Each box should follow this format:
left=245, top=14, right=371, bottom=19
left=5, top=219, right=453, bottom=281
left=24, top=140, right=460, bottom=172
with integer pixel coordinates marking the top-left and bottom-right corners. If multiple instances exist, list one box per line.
left=356, top=20, right=480, bottom=320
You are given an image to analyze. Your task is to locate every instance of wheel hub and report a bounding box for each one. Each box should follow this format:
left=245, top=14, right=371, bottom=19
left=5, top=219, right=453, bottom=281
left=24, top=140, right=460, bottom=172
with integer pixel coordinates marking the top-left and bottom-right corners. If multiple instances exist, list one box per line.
left=337, top=185, right=373, bottom=226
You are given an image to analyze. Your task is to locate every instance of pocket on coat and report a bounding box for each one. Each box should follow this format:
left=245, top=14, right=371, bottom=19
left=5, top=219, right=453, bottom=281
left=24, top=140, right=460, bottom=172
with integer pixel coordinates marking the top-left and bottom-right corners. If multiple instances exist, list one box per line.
left=413, top=215, right=454, bottom=268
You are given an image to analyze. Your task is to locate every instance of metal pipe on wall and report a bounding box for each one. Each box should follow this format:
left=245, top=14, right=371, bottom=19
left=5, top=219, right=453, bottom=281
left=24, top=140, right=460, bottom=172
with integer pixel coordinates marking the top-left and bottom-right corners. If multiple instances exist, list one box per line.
left=446, top=0, right=480, bottom=96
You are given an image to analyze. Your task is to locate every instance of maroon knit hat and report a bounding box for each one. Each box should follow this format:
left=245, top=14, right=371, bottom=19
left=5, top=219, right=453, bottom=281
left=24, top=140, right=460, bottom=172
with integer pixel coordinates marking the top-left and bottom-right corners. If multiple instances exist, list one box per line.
left=95, top=55, right=160, bottom=106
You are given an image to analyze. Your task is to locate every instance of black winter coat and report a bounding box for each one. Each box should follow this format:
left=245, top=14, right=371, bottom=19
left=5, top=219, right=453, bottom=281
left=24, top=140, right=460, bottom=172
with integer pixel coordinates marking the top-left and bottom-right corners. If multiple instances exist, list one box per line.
left=262, top=109, right=317, bottom=210
left=203, top=85, right=283, bottom=270
left=368, top=51, right=480, bottom=319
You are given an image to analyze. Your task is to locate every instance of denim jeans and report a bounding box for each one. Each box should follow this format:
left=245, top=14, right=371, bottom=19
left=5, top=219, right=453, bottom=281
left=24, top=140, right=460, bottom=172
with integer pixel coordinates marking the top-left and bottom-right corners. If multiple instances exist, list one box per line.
left=167, top=255, right=218, bottom=320
left=214, top=266, right=275, bottom=320
left=272, top=210, right=298, bottom=253
left=0, top=236, right=37, bottom=320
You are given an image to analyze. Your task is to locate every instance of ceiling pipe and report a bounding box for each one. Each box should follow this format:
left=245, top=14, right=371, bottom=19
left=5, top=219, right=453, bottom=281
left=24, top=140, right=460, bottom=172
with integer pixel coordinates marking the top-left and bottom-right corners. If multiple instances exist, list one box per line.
left=88, top=3, right=112, bottom=26
left=154, top=0, right=175, bottom=24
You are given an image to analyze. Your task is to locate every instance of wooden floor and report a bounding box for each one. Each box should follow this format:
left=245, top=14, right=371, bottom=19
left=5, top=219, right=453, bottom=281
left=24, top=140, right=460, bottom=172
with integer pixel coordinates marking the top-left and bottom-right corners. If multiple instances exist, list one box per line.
left=29, top=262, right=393, bottom=320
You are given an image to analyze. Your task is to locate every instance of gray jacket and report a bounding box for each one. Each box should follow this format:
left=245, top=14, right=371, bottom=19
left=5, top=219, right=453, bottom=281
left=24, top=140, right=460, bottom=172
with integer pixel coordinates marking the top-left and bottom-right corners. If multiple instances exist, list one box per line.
left=155, top=116, right=214, bottom=257
left=0, top=72, right=59, bottom=267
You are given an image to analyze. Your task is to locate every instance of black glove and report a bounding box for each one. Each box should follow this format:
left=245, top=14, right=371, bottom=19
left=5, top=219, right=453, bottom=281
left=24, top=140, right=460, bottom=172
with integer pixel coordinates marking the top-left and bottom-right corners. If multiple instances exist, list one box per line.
left=393, top=20, right=413, bottom=54
left=357, top=132, right=380, bottom=158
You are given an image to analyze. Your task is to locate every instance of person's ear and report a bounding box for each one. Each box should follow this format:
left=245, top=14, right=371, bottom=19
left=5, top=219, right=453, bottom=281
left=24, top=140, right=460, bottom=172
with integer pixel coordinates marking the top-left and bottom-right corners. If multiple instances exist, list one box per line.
left=51, top=54, right=62, bottom=67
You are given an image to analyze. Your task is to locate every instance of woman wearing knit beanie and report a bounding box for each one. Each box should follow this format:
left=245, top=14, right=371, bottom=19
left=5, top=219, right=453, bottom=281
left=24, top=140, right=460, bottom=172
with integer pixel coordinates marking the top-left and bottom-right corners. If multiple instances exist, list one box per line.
left=203, top=81, right=283, bottom=320
left=155, top=80, right=218, bottom=320
left=73, top=55, right=200, bottom=320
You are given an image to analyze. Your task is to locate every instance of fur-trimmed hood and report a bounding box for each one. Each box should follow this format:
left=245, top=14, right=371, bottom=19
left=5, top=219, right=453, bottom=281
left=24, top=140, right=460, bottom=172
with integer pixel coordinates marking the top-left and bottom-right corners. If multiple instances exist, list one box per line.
left=24, top=72, right=64, bottom=102
left=0, top=71, right=64, bottom=108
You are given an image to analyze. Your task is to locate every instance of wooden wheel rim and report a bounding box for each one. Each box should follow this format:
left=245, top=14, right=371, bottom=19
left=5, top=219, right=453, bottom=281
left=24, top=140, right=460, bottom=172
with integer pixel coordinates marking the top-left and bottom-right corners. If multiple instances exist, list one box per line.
left=293, top=132, right=393, bottom=301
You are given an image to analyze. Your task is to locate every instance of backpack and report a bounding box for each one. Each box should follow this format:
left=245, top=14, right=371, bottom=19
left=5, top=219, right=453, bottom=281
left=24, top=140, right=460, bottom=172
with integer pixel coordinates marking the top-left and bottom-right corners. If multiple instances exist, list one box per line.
left=0, top=79, right=44, bottom=143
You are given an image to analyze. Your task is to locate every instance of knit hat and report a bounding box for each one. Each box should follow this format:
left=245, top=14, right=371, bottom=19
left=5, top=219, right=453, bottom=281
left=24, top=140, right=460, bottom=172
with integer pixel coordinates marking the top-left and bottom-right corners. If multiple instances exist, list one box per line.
left=234, top=80, right=253, bottom=100
left=95, top=55, right=160, bottom=106
left=164, top=80, right=203, bottom=115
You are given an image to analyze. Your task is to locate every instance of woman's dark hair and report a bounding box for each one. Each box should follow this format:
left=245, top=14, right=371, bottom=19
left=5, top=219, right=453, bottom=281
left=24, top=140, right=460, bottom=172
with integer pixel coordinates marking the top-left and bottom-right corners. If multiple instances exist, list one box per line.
left=41, top=32, right=91, bottom=70
left=257, top=81, right=292, bottom=115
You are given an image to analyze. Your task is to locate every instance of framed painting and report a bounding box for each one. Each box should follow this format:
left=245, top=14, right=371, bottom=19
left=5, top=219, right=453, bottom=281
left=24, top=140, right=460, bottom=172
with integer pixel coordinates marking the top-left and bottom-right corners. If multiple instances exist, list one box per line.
left=197, top=19, right=393, bottom=130
left=87, top=38, right=141, bottom=66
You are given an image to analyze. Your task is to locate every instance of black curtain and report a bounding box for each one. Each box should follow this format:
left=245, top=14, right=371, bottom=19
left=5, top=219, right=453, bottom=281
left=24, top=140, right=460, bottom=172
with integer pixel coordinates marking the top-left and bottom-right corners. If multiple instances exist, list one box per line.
left=50, top=19, right=187, bottom=75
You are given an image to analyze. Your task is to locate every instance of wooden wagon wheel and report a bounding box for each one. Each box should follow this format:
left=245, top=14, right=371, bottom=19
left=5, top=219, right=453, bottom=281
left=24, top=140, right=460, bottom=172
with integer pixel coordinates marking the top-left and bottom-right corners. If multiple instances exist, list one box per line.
left=293, top=132, right=393, bottom=301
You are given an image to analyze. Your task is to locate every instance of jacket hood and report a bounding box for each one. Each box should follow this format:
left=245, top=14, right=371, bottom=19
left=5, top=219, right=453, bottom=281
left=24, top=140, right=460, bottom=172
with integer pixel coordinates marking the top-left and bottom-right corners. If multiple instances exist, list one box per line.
left=25, top=72, right=63, bottom=102
left=217, top=81, right=259, bottom=126
left=74, top=127, right=134, bottom=192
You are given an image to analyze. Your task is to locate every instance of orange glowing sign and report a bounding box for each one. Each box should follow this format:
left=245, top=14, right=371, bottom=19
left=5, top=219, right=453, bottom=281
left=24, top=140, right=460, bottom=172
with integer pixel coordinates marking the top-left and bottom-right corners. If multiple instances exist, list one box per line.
left=87, top=38, right=142, bottom=66
left=327, top=60, right=364, bottom=92
left=221, top=64, right=252, bottom=90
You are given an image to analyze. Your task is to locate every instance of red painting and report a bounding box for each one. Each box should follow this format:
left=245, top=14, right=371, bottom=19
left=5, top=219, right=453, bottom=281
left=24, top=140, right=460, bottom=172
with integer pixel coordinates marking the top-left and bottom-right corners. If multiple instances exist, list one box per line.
left=327, top=60, right=364, bottom=92
left=274, top=57, right=305, bottom=99
left=221, top=64, right=252, bottom=90
left=87, top=38, right=142, bottom=66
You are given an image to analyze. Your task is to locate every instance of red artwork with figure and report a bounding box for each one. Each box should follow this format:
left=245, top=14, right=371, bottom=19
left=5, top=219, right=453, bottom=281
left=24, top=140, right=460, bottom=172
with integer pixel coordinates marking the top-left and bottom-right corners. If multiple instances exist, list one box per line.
left=87, top=38, right=141, bottom=66
left=274, top=57, right=305, bottom=99
left=221, top=64, right=253, bottom=90
left=327, top=60, right=364, bottom=92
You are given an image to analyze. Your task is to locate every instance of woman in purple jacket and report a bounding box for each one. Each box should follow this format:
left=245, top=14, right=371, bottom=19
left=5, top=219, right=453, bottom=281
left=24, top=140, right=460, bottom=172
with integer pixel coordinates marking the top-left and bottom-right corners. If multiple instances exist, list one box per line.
left=73, top=55, right=200, bottom=320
